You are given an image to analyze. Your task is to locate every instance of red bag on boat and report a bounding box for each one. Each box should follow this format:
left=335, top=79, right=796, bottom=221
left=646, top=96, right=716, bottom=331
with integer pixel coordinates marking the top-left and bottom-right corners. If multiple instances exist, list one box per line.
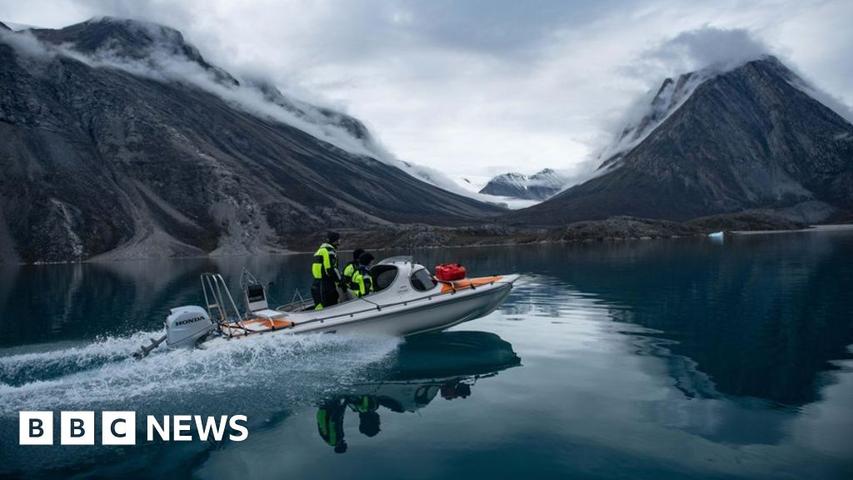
left=435, top=263, right=467, bottom=281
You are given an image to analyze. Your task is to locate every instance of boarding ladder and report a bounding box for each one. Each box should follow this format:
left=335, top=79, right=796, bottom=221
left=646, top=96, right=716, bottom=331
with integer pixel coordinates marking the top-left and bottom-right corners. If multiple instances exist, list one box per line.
left=200, top=273, right=244, bottom=325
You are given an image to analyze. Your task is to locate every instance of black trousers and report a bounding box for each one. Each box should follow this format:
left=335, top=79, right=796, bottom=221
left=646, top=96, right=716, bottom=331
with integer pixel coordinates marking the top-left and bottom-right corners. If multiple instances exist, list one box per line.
left=311, top=278, right=339, bottom=308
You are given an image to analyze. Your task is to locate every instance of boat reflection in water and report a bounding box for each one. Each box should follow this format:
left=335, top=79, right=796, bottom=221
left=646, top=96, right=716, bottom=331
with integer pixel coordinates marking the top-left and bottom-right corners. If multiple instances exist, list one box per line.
left=315, top=330, right=521, bottom=453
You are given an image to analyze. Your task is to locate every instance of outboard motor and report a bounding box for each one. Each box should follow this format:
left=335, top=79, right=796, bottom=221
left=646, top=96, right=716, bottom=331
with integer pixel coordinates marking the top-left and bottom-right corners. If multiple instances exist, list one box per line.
left=166, top=306, right=214, bottom=348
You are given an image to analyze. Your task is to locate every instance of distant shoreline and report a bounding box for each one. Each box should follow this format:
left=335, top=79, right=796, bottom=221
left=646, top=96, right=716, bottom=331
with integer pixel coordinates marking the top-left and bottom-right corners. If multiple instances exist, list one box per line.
left=730, top=224, right=853, bottom=235
left=8, top=220, right=852, bottom=267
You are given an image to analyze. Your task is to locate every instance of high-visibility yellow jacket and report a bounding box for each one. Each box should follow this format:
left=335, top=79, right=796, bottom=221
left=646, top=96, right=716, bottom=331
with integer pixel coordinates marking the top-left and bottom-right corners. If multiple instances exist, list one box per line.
left=342, top=261, right=358, bottom=290
left=349, top=395, right=378, bottom=413
left=316, top=403, right=344, bottom=447
left=351, top=266, right=373, bottom=297
left=312, top=243, right=340, bottom=283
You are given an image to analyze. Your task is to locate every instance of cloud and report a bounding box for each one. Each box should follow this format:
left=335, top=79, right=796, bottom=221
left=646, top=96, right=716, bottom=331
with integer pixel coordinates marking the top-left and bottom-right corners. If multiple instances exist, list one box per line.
left=69, top=38, right=388, bottom=159
left=591, top=27, right=772, bottom=165
left=2, top=21, right=494, bottom=202
left=644, top=26, right=771, bottom=75
left=1, top=0, right=852, bottom=183
left=0, top=27, right=55, bottom=59
left=603, top=24, right=853, bottom=154
left=2, top=21, right=383, bottom=157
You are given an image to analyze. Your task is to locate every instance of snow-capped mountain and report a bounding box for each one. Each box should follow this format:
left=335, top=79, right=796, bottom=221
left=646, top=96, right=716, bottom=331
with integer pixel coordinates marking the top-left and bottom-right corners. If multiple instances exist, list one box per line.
left=479, top=169, right=570, bottom=200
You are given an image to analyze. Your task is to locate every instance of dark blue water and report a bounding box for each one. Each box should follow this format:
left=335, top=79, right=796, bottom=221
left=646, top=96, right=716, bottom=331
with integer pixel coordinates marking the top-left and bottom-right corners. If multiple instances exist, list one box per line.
left=1, top=231, right=852, bottom=479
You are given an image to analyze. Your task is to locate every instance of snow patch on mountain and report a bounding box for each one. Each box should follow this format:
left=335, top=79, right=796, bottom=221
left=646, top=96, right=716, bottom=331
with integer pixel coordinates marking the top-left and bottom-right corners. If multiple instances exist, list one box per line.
left=479, top=168, right=572, bottom=201
left=453, top=175, right=491, bottom=193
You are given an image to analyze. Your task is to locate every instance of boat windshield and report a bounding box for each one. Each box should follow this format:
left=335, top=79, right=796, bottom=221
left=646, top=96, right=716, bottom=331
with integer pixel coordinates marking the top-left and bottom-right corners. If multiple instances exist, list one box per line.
left=370, top=265, right=399, bottom=292
left=410, top=268, right=437, bottom=291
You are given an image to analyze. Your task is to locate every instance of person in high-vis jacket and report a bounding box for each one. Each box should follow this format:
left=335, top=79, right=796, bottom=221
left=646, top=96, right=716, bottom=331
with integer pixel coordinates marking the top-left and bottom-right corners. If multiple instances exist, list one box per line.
left=342, top=248, right=365, bottom=297
left=351, top=252, right=375, bottom=297
left=316, top=398, right=347, bottom=454
left=311, top=231, right=342, bottom=310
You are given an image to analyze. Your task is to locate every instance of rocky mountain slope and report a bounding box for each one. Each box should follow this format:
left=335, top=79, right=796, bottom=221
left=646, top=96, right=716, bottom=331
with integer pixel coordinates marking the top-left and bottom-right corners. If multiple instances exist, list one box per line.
left=0, top=18, right=501, bottom=263
left=479, top=168, right=569, bottom=200
left=506, top=57, right=853, bottom=225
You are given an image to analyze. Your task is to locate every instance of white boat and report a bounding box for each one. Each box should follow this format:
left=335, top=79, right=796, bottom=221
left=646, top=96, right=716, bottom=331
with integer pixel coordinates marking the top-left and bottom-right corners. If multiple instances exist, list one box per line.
left=136, top=257, right=519, bottom=357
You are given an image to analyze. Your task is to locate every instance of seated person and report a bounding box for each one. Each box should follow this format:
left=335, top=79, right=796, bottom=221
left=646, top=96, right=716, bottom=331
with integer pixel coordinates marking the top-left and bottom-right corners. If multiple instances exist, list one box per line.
left=342, top=248, right=365, bottom=296
left=351, top=252, right=375, bottom=297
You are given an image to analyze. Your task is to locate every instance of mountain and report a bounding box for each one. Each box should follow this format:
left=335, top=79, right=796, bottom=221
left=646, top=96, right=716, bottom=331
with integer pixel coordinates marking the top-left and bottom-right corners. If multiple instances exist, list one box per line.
left=596, top=71, right=706, bottom=170
left=506, top=56, right=853, bottom=225
left=0, top=18, right=501, bottom=263
left=479, top=169, right=569, bottom=200
left=29, top=17, right=237, bottom=84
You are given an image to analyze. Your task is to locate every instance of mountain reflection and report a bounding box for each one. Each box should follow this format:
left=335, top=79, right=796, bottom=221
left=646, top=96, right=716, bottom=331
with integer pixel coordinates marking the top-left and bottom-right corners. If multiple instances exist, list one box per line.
left=490, top=235, right=853, bottom=407
left=0, top=255, right=316, bottom=346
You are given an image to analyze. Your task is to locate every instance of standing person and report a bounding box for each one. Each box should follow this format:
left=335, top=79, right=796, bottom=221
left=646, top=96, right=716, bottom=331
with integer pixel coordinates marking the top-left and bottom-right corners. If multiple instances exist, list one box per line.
left=316, top=398, right=348, bottom=454
left=342, top=248, right=365, bottom=298
left=311, top=231, right=342, bottom=310
left=347, top=395, right=381, bottom=438
left=351, top=252, right=375, bottom=298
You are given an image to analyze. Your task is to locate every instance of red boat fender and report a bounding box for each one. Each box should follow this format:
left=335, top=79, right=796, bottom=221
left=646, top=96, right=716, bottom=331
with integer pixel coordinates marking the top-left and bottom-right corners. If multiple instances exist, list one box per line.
left=435, top=263, right=467, bottom=281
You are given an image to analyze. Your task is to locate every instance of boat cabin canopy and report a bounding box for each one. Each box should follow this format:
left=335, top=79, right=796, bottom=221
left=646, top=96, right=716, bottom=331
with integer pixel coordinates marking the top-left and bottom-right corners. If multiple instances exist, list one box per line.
left=370, top=257, right=437, bottom=293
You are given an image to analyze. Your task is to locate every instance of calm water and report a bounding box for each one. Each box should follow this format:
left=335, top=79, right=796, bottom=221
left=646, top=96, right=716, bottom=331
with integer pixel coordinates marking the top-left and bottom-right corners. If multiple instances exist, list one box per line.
left=1, top=232, right=852, bottom=479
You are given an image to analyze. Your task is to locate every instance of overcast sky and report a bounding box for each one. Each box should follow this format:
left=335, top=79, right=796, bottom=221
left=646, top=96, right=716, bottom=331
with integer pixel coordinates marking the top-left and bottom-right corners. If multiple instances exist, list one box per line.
left=1, top=0, right=851, bottom=179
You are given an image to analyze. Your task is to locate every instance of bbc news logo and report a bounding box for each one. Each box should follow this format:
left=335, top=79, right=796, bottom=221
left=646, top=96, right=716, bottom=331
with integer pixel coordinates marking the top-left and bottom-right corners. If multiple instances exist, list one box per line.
left=19, top=411, right=248, bottom=445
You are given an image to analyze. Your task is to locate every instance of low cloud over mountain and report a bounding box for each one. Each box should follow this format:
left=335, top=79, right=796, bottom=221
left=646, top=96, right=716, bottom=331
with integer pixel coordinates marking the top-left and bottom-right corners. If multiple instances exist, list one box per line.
left=0, top=18, right=501, bottom=263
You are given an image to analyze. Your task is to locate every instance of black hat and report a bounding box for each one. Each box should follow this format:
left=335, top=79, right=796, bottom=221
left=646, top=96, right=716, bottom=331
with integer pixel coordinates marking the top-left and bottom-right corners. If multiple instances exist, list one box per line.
left=327, top=231, right=340, bottom=243
left=358, top=252, right=375, bottom=266
left=352, top=248, right=365, bottom=261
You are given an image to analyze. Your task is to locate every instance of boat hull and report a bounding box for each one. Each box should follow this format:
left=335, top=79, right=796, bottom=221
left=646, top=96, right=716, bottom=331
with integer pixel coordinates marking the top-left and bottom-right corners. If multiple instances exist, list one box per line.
left=302, top=280, right=514, bottom=337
